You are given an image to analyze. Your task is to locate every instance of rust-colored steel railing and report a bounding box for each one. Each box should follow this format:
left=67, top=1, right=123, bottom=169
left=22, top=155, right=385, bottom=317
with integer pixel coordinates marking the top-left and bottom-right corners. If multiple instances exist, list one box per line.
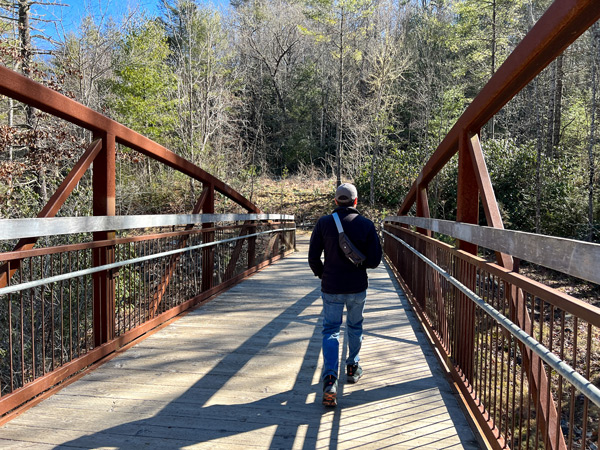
left=0, top=61, right=296, bottom=419
left=383, top=221, right=600, bottom=450
left=0, top=216, right=295, bottom=418
left=389, top=1, right=600, bottom=449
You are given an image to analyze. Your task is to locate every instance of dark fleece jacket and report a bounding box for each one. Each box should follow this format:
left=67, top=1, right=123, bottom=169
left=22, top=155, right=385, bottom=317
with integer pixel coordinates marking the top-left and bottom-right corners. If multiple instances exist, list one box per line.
left=308, top=206, right=382, bottom=294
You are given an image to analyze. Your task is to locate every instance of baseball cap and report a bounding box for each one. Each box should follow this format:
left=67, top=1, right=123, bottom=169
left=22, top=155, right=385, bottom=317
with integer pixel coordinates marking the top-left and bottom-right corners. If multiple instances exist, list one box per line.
left=335, top=183, right=358, bottom=204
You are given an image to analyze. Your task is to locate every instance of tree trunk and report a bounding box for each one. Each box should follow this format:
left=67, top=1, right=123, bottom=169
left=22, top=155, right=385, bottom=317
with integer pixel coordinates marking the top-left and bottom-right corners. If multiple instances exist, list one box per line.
left=336, top=6, right=345, bottom=187
left=489, top=0, right=496, bottom=139
left=320, top=68, right=327, bottom=151
left=589, top=66, right=596, bottom=241
left=18, top=0, right=34, bottom=127
left=18, top=0, right=49, bottom=205
left=369, top=137, right=379, bottom=206
left=8, top=98, right=14, bottom=160
left=589, top=23, right=600, bottom=242
left=546, top=60, right=556, bottom=155
left=37, top=169, right=48, bottom=203
left=534, top=77, right=543, bottom=234
left=546, top=54, right=564, bottom=157
left=553, top=53, right=564, bottom=155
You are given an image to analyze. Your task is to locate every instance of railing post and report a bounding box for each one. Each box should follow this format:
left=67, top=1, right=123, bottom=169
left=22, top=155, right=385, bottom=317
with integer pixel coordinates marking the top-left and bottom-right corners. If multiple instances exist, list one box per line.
left=248, top=220, right=257, bottom=269
left=457, top=132, right=480, bottom=253
left=415, top=180, right=430, bottom=309
left=202, top=184, right=215, bottom=292
left=415, top=178, right=431, bottom=236
left=92, top=132, right=116, bottom=347
left=455, top=131, right=479, bottom=382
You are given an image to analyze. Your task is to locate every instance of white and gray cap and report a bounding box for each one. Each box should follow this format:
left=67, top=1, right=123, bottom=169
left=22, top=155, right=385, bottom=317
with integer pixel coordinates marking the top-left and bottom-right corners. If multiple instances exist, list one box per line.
left=335, top=183, right=358, bottom=204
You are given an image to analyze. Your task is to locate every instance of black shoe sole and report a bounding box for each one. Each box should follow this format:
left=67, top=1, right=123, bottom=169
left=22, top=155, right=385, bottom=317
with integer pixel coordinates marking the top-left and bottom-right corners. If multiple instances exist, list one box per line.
left=347, top=375, right=361, bottom=384
left=323, top=391, right=337, bottom=406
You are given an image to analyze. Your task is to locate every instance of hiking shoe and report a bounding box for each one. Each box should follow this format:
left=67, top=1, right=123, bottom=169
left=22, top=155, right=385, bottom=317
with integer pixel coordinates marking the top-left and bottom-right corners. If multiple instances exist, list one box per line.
left=346, top=364, right=363, bottom=383
left=322, top=375, right=338, bottom=407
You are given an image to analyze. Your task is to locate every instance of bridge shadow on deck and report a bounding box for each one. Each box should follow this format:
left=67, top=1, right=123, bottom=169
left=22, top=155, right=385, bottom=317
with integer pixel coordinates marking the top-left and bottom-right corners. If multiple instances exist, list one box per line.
left=0, top=237, right=480, bottom=449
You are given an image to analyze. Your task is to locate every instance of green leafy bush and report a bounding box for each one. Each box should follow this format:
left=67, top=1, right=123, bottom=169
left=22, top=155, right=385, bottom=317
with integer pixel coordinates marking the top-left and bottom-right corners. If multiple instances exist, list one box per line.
left=355, top=147, right=422, bottom=207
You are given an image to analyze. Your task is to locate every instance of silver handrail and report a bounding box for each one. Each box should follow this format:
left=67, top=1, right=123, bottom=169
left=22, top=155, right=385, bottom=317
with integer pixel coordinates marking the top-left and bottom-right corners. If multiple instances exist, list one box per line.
left=0, top=227, right=295, bottom=296
left=0, top=213, right=295, bottom=240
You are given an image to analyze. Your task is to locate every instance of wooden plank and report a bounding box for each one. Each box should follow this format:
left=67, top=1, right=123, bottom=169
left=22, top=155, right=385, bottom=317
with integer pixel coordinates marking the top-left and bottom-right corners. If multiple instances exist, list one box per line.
left=386, top=216, right=600, bottom=284
left=0, top=426, right=262, bottom=450
left=0, top=235, right=480, bottom=449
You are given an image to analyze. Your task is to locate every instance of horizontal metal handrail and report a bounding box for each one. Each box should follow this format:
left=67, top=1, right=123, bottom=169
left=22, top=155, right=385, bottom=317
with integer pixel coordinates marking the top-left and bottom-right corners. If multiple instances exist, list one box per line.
left=0, top=219, right=296, bottom=418
left=384, top=216, right=600, bottom=285
left=0, top=227, right=295, bottom=296
left=384, top=229, right=600, bottom=409
left=0, top=224, right=293, bottom=261
left=0, top=214, right=295, bottom=240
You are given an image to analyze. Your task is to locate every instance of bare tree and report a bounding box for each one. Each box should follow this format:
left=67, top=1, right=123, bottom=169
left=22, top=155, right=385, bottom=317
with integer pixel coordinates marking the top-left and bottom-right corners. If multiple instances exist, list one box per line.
left=161, top=0, right=237, bottom=170
left=303, top=0, right=375, bottom=185
left=0, top=0, right=66, bottom=204
left=364, top=1, right=409, bottom=204
left=588, top=22, right=600, bottom=242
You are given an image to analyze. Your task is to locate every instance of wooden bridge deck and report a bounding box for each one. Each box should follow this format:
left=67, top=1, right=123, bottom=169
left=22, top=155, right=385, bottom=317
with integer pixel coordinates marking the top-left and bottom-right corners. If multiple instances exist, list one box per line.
left=0, top=235, right=480, bottom=449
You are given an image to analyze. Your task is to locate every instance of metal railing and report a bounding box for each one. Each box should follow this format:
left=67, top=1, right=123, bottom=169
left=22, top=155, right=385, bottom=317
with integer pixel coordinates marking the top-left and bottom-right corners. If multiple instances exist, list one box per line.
left=0, top=214, right=295, bottom=417
left=384, top=218, right=600, bottom=450
left=389, top=2, right=600, bottom=448
left=0, top=56, right=298, bottom=419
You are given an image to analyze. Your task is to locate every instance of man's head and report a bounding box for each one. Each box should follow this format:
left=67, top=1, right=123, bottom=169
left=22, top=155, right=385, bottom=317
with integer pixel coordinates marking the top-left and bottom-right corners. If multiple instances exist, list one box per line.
left=335, top=183, right=358, bottom=207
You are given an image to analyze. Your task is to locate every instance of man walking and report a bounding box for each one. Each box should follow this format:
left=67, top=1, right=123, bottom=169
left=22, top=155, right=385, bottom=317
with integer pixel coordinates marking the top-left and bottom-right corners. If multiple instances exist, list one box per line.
left=308, top=183, right=382, bottom=407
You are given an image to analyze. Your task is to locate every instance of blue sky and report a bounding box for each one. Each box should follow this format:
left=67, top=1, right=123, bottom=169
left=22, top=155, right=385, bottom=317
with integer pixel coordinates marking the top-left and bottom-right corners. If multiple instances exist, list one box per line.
left=37, top=0, right=162, bottom=44
left=34, top=0, right=228, bottom=48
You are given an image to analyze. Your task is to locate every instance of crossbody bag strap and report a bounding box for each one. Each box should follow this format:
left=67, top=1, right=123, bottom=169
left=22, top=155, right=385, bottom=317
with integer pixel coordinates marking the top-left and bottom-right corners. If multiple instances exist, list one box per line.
left=332, top=212, right=344, bottom=234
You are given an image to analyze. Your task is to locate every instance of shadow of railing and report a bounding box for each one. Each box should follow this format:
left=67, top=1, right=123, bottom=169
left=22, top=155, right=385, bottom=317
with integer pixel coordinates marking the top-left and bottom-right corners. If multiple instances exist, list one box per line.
left=57, top=287, right=324, bottom=448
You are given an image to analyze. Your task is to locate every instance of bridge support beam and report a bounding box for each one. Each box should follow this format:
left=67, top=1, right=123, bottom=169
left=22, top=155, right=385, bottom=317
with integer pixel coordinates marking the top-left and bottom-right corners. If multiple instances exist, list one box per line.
left=202, top=184, right=215, bottom=292
left=461, top=133, right=564, bottom=450
left=467, top=134, right=514, bottom=269
left=456, top=132, right=479, bottom=254
left=414, top=181, right=430, bottom=310
left=150, top=186, right=212, bottom=317
left=0, top=139, right=102, bottom=290
left=92, top=132, right=116, bottom=347
left=415, top=179, right=431, bottom=236
left=454, top=131, right=478, bottom=381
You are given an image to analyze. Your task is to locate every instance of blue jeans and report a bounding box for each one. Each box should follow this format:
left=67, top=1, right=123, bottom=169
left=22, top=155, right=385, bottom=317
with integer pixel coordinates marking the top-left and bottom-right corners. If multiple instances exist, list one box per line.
left=321, top=290, right=367, bottom=380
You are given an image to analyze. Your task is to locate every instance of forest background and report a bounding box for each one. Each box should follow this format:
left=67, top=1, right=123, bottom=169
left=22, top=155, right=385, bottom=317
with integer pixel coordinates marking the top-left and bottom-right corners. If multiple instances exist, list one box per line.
left=0, top=0, right=599, bottom=245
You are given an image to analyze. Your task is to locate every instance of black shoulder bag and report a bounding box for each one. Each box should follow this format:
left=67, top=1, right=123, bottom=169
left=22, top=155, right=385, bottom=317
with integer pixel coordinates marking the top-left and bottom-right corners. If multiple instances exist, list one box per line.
left=332, top=212, right=366, bottom=266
